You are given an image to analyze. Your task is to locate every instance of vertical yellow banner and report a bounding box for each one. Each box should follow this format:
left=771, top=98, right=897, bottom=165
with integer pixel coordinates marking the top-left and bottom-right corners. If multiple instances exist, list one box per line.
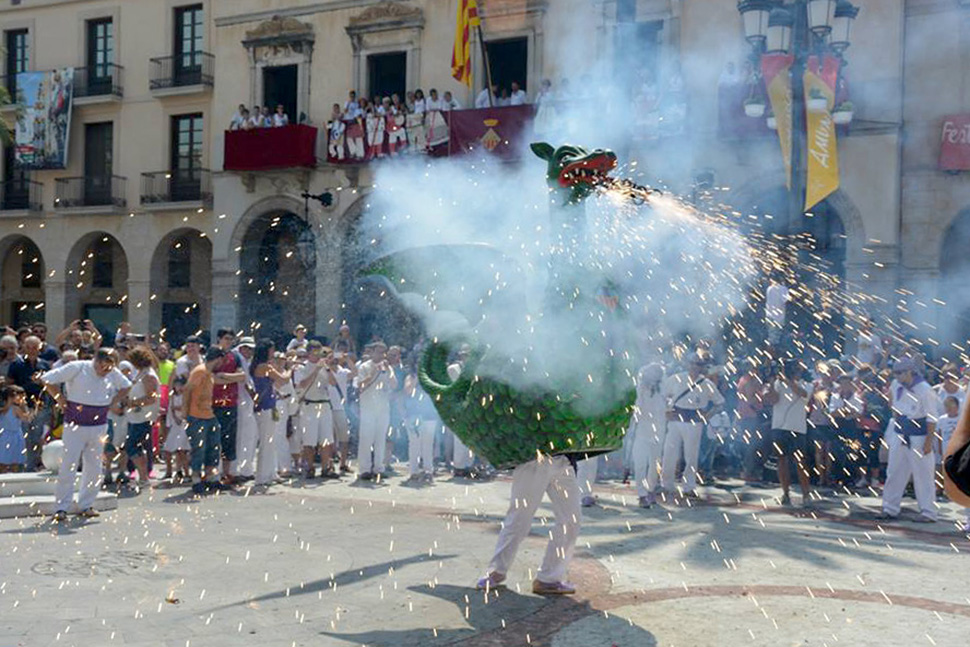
left=803, top=56, right=841, bottom=211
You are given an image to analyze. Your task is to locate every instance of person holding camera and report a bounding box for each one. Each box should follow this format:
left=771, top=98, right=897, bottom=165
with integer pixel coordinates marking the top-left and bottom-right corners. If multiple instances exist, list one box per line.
left=354, top=341, right=397, bottom=480
left=765, top=359, right=814, bottom=507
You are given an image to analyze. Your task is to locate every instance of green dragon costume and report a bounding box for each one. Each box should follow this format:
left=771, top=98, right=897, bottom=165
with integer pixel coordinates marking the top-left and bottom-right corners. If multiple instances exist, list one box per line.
left=366, top=143, right=640, bottom=469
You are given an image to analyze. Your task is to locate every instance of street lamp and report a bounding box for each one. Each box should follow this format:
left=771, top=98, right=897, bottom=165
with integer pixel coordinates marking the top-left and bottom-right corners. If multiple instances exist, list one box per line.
left=735, top=0, right=859, bottom=236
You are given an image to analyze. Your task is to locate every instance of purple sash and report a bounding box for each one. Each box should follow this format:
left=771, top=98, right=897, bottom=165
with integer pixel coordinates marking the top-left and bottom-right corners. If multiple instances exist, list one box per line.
left=64, top=401, right=110, bottom=427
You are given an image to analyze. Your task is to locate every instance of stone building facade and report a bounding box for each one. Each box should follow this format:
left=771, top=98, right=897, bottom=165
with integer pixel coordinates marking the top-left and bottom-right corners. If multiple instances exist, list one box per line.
left=0, top=0, right=964, bottom=345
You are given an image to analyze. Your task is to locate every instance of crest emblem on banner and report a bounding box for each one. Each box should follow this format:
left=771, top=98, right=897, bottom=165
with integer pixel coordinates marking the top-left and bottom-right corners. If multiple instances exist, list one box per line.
left=481, top=118, right=501, bottom=151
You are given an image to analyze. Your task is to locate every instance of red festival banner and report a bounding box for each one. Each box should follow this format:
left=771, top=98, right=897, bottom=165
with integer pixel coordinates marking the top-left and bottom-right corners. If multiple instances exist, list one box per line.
left=761, top=54, right=795, bottom=188
left=803, top=54, right=841, bottom=211
left=940, top=114, right=970, bottom=171
left=446, top=105, right=533, bottom=160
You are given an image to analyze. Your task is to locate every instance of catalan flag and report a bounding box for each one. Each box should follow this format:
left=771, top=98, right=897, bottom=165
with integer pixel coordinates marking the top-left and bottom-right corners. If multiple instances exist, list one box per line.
left=451, top=0, right=479, bottom=88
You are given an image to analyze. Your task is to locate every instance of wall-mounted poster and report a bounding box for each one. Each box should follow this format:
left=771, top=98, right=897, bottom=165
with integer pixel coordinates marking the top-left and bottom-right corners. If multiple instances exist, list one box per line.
left=14, top=68, right=74, bottom=169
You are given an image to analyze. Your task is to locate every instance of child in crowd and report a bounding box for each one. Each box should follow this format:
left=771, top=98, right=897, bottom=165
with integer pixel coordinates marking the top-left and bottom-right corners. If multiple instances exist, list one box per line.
left=0, top=385, right=33, bottom=473
left=163, top=376, right=191, bottom=482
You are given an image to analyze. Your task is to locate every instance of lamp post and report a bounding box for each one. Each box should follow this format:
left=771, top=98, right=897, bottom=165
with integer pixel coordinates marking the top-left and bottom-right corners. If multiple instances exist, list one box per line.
left=737, top=0, right=859, bottom=236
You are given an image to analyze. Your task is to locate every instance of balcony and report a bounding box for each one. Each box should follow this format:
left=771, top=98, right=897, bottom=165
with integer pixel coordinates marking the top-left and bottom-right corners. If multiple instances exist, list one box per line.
left=73, top=64, right=124, bottom=103
left=0, top=178, right=43, bottom=213
left=141, top=169, right=212, bottom=207
left=224, top=125, right=318, bottom=172
left=54, top=175, right=127, bottom=211
left=149, top=52, right=214, bottom=95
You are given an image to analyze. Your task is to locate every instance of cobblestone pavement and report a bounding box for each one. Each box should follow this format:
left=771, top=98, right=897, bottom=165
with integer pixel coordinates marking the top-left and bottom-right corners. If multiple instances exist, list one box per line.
left=2, top=470, right=969, bottom=647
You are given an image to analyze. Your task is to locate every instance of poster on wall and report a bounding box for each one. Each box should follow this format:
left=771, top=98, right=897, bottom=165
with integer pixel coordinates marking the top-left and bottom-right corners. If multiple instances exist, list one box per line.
left=14, top=68, right=75, bottom=169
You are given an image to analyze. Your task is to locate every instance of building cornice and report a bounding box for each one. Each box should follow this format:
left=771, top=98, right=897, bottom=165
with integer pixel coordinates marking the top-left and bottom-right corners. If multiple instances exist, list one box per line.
left=215, top=0, right=393, bottom=28
left=906, top=0, right=970, bottom=17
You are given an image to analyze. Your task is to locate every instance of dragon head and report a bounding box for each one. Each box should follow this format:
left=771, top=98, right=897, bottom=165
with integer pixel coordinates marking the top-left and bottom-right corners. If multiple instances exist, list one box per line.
left=531, top=142, right=618, bottom=205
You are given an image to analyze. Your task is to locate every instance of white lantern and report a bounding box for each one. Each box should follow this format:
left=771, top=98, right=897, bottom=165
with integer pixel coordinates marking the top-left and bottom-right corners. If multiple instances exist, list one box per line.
left=807, top=0, right=837, bottom=37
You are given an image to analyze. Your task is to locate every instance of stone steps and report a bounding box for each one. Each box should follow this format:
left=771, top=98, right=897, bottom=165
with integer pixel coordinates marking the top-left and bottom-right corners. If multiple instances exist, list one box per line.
left=0, top=472, right=118, bottom=519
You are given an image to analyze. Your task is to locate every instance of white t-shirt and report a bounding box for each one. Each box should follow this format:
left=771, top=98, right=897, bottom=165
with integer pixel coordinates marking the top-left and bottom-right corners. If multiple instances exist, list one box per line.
left=286, top=337, right=308, bottom=352
left=174, top=354, right=201, bottom=382
left=127, top=368, right=160, bottom=424
left=765, top=282, right=789, bottom=325
left=771, top=379, right=813, bottom=434
left=475, top=89, right=494, bottom=108
left=890, top=379, right=940, bottom=424
left=273, top=113, right=289, bottom=127
left=933, top=383, right=967, bottom=409
left=509, top=89, right=527, bottom=105
left=355, top=360, right=394, bottom=408
left=328, top=366, right=351, bottom=411
left=663, top=373, right=725, bottom=413
left=42, top=360, right=130, bottom=407
left=855, top=331, right=882, bottom=366
left=295, top=361, right=329, bottom=402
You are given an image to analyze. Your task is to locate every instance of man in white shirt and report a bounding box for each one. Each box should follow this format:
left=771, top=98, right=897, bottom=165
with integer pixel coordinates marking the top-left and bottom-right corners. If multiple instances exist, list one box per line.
left=295, top=341, right=337, bottom=479
left=880, top=357, right=940, bottom=522
left=234, top=337, right=258, bottom=480
left=509, top=81, right=527, bottom=106
left=426, top=88, right=443, bottom=112
left=42, top=349, right=131, bottom=521
left=661, top=354, right=725, bottom=495
left=855, top=319, right=883, bottom=368
left=343, top=90, right=362, bottom=122
left=766, top=359, right=814, bottom=507
left=229, top=104, right=247, bottom=130
left=326, top=350, right=354, bottom=474
left=765, top=278, right=789, bottom=345
left=475, top=84, right=498, bottom=108
left=442, top=91, right=462, bottom=111
left=354, top=342, right=397, bottom=479
left=286, top=324, right=308, bottom=353
left=273, top=104, right=289, bottom=127
left=933, top=363, right=966, bottom=408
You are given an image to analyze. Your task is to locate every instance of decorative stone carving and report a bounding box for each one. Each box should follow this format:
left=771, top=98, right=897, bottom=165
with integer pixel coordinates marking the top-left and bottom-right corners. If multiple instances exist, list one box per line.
left=244, top=15, right=313, bottom=43
left=348, top=2, right=423, bottom=26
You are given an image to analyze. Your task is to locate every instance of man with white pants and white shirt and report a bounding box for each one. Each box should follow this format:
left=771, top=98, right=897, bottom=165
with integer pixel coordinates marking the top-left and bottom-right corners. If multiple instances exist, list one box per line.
left=42, top=349, right=130, bottom=521
left=476, top=453, right=581, bottom=595
left=661, top=354, right=724, bottom=495
left=354, top=342, right=396, bottom=480
left=631, top=363, right=667, bottom=507
left=880, top=357, right=940, bottom=522
left=233, top=338, right=258, bottom=480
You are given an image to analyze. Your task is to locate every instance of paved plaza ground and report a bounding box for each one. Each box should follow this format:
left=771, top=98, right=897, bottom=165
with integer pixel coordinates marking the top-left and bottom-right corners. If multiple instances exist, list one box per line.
left=2, top=469, right=969, bottom=647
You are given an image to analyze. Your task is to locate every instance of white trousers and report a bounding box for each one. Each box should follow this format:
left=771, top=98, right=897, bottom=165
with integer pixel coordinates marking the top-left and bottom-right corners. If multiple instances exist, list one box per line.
left=882, top=431, right=937, bottom=519
left=408, top=420, right=437, bottom=476
left=56, top=424, right=106, bottom=513
left=254, top=409, right=278, bottom=485
left=576, top=457, right=598, bottom=496
left=274, top=404, right=292, bottom=471
left=487, top=455, right=581, bottom=584
left=358, top=402, right=389, bottom=474
left=301, top=403, right=334, bottom=448
left=452, top=431, right=474, bottom=469
left=633, top=418, right=667, bottom=497
left=234, top=402, right=258, bottom=477
left=661, top=421, right=703, bottom=491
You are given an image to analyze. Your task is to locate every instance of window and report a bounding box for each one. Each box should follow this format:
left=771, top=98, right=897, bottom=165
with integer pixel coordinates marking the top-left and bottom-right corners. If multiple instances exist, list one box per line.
left=168, top=237, right=191, bottom=288
left=170, top=113, right=203, bottom=200
left=5, top=29, right=28, bottom=98
left=175, top=4, right=204, bottom=78
left=84, top=122, right=114, bottom=205
left=20, top=244, right=40, bottom=288
left=92, top=239, right=114, bottom=289
left=86, top=18, right=114, bottom=93
left=485, top=37, right=528, bottom=94
left=263, top=65, right=298, bottom=125
left=367, top=52, right=407, bottom=101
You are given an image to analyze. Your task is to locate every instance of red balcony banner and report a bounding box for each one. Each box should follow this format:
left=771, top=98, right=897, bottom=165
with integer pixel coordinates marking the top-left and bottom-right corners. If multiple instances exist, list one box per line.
left=224, top=125, right=318, bottom=171
left=761, top=54, right=795, bottom=188
left=940, top=114, right=970, bottom=171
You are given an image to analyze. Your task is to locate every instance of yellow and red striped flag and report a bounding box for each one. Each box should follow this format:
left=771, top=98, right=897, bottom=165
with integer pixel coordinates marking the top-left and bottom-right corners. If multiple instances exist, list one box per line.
left=451, top=0, right=480, bottom=88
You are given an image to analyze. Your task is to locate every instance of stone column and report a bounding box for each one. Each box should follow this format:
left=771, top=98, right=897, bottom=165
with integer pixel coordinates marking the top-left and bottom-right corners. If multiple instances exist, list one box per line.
left=44, top=280, right=68, bottom=332
left=126, top=279, right=151, bottom=333
left=314, top=218, right=344, bottom=340
left=210, top=266, right=238, bottom=336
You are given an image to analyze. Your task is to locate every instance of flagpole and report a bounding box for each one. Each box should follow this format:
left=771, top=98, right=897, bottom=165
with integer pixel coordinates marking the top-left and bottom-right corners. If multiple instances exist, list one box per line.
left=477, top=24, right=495, bottom=107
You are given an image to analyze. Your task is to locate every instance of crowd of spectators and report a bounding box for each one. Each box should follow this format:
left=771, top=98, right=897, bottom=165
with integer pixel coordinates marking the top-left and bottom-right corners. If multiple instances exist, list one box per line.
left=228, top=102, right=293, bottom=131
left=0, top=292, right=967, bottom=530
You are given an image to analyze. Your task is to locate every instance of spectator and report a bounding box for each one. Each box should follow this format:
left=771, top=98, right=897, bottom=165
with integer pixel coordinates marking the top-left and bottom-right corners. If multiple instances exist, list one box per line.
left=426, top=88, right=443, bottom=112
left=413, top=89, right=427, bottom=114
left=287, top=324, right=309, bottom=353
left=249, top=106, right=263, bottom=129
left=355, top=341, right=397, bottom=480
left=211, top=329, right=247, bottom=485
left=343, top=90, right=361, bottom=122
left=124, top=346, right=160, bottom=488
left=766, top=359, right=814, bottom=507
left=229, top=104, right=247, bottom=130
left=260, top=105, right=273, bottom=128
left=442, top=90, right=462, bottom=111
left=8, top=335, right=50, bottom=470
left=31, top=323, right=59, bottom=362
left=475, top=84, right=498, bottom=108
left=273, top=104, right=289, bottom=127
left=185, top=347, right=227, bottom=495
left=115, top=321, right=131, bottom=347
left=509, top=81, right=527, bottom=105
left=0, top=385, right=31, bottom=473
left=250, top=338, right=291, bottom=487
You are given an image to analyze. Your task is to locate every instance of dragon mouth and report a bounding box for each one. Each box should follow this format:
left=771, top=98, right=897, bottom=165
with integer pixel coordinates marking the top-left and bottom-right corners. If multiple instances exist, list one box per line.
left=557, top=152, right=618, bottom=188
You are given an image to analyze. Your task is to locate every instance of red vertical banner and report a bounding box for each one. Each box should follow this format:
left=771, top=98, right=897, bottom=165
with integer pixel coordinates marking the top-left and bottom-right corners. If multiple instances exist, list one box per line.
left=761, top=54, right=795, bottom=188
left=804, top=54, right=841, bottom=211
